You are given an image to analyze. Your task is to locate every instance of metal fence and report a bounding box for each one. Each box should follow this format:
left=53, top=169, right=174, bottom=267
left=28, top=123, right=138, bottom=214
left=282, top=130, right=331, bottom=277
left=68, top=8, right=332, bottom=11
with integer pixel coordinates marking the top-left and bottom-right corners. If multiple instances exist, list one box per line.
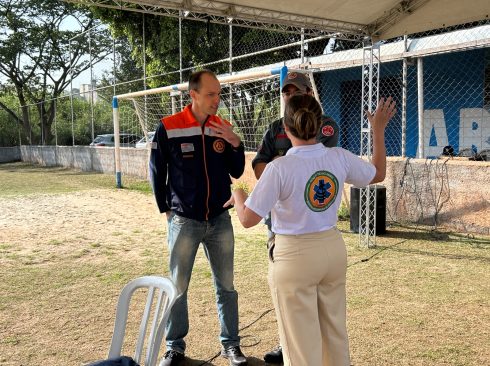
left=310, top=24, right=490, bottom=159
left=6, top=18, right=490, bottom=162
left=4, top=16, right=489, bottom=237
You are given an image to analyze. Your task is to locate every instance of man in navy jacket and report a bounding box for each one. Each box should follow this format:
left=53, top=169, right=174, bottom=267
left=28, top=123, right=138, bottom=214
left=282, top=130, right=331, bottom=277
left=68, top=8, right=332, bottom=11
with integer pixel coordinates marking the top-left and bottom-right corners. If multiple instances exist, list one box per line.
left=150, top=70, right=247, bottom=366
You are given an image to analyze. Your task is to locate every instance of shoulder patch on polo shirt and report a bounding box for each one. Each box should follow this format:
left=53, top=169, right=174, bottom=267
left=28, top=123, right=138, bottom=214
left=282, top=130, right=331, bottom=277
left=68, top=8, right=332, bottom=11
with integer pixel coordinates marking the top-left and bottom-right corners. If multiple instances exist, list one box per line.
left=321, top=125, right=335, bottom=137
left=304, top=170, right=338, bottom=212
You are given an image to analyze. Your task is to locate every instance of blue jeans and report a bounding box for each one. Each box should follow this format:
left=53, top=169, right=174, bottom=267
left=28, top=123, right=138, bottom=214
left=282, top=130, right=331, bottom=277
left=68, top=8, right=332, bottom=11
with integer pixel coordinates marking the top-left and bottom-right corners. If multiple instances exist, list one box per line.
left=165, top=211, right=240, bottom=353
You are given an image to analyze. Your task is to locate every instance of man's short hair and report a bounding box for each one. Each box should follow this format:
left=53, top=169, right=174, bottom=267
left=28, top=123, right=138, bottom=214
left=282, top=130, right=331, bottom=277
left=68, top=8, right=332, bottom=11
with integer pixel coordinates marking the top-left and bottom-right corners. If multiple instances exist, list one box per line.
left=282, top=72, right=312, bottom=93
left=189, top=69, right=217, bottom=91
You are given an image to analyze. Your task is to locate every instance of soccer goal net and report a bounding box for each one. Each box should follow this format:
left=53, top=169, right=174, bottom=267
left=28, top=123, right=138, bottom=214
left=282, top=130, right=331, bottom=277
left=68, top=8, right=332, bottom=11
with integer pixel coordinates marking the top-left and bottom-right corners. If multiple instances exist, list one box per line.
left=112, top=68, right=289, bottom=186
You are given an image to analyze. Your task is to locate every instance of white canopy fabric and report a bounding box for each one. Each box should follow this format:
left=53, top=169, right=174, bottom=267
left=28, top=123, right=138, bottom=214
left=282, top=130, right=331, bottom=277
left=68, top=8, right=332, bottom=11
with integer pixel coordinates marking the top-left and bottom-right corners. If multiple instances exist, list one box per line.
left=69, top=0, right=489, bottom=40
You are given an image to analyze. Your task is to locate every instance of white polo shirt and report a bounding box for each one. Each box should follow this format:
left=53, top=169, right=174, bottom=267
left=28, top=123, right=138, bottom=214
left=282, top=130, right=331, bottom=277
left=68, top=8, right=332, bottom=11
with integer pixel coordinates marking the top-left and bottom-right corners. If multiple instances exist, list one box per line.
left=245, top=143, right=376, bottom=235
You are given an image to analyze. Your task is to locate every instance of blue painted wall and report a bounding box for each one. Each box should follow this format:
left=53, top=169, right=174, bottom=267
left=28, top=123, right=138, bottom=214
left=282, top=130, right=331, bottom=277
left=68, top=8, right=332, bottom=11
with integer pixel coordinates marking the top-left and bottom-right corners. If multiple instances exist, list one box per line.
left=319, top=48, right=486, bottom=157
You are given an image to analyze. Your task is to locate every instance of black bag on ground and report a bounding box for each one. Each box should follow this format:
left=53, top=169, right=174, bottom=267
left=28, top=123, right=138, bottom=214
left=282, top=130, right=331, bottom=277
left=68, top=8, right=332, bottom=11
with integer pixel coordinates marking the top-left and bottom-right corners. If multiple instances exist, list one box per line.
left=87, top=356, right=140, bottom=366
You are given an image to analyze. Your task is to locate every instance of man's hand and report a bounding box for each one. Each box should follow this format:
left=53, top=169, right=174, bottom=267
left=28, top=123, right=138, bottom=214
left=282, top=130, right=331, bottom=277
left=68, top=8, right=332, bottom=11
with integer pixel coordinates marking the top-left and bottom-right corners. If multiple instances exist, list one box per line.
left=208, top=119, right=241, bottom=148
left=165, top=211, right=172, bottom=221
left=223, top=195, right=235, bottom=207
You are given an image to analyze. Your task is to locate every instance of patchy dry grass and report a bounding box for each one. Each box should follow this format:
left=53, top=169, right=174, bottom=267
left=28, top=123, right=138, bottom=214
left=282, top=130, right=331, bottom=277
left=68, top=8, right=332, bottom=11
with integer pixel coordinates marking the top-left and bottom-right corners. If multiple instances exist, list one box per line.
left=0, top=162, right=489, bottom=366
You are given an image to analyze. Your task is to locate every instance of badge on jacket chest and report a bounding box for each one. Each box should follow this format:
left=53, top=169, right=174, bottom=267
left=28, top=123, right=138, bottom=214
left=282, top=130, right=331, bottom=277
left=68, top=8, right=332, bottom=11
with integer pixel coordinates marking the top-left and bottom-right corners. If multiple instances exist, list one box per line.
left=181, top=143, right=195, bottom=153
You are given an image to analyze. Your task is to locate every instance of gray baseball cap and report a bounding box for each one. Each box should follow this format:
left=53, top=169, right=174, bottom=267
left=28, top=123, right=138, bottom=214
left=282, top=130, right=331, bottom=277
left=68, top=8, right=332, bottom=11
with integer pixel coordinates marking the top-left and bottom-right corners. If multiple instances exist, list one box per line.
left=282, top=72, right=312, bottom=93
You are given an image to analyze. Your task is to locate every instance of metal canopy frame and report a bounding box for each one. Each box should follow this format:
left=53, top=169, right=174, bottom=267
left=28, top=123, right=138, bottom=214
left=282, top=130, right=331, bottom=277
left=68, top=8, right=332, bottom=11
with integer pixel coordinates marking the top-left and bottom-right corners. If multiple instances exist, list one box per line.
left=64, top=0, right=442, bottom=41
left=66, top=0, right=490, bottom=40
left=66, top=0, right=362, bottom=40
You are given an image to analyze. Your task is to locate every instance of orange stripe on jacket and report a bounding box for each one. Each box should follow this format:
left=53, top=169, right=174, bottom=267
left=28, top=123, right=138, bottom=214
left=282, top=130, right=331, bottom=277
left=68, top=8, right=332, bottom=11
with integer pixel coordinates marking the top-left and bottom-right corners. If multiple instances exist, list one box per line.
left=162, top=104, right=232, bottom=131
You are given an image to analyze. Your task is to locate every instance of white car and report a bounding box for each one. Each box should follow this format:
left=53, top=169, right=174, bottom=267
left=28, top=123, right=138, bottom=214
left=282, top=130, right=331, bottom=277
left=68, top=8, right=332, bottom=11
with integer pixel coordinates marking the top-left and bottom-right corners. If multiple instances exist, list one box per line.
left=135, top=131, right=155, bottom=148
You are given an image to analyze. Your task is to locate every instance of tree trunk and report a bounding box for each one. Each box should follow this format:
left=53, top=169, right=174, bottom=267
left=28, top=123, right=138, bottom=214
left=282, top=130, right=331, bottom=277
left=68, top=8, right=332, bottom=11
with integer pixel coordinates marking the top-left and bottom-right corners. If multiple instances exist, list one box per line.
left=20, top=105, right=32, bottom=145
left=36, top=101, right=55, bottom=145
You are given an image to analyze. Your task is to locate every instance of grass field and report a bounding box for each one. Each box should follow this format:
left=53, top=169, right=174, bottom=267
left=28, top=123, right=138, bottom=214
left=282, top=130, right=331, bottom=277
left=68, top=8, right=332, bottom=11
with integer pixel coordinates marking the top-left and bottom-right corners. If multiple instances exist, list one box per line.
left=0, top=162, right=489, bottom=366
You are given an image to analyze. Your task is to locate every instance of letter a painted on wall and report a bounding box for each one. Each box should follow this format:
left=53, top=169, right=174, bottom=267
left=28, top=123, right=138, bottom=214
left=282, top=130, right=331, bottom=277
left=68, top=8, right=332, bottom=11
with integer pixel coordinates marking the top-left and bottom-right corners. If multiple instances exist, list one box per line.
left=424, top=109, right=448, bottom=157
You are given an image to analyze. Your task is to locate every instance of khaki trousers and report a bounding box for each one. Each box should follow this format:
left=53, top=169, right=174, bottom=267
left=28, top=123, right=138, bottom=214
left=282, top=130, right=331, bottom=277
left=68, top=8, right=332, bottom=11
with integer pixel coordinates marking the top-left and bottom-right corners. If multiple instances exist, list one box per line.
left=268, top=228, right=350, bottom=366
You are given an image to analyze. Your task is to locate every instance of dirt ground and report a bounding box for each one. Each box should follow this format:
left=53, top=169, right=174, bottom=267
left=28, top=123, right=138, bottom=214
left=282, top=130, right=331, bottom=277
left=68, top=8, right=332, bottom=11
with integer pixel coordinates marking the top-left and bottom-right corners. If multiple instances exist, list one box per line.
left=0, top=189, right=165, bottom=266
left=0, top=188, right=277, bottom=365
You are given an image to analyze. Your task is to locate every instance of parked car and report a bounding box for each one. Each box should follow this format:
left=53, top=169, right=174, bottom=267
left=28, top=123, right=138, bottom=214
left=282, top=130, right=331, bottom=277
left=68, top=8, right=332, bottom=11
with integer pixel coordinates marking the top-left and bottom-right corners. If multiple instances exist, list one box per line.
left=90, top=133, right=141, bottom=147
left=135, top=131, right=156, bottom=149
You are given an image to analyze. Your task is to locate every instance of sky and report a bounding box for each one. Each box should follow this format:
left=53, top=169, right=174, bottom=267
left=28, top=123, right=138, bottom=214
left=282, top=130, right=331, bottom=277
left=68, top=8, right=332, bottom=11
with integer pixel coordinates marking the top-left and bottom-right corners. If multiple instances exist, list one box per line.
left=60, top=16, right=114, bottom=88
left=0, top=15, right=113, bottom=88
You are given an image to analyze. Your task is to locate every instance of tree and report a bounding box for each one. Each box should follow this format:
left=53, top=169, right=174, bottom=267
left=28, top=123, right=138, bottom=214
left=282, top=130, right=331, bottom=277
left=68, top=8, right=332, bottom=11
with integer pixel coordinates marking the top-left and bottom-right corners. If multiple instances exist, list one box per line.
left=88, top=9, right=315, bottom=146
left=0, top=87, right=20, bottom=146
left=89, top=9, right=312, bottom=87
left=0, top=0, right=112, bottom=145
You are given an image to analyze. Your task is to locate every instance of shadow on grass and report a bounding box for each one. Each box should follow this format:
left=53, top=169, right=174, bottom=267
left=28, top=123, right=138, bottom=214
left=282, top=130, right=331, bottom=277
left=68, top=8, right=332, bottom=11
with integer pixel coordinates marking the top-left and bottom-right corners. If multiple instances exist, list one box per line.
left=346, top=223, right=490, bottom=268
left=0, top=162, right=105, bottom=177
left=181, top=308, right=274, bottom=365
left=325, top=219, right=489, bottom=248
left=0, top=162, right=71, bottom=172
left=381, top=224, right=490, bottom=247
left=377, top=244, right=490, bottom=263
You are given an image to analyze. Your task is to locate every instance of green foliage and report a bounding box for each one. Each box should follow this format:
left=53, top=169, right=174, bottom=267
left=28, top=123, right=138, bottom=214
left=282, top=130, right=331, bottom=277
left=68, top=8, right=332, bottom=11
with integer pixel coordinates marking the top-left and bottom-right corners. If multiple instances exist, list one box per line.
left=0, top=115, right=19, bottom=147
left=0, top=0, right=112, bottom=144
left=232, top=181, right=251, bottom=194
left=0, top=91, right=20, bottom=146
left=338, top=202, right=350, bottom=221
left=97, top=40, right=145, bottom=99
left=89, top=9, right=307, bottom=87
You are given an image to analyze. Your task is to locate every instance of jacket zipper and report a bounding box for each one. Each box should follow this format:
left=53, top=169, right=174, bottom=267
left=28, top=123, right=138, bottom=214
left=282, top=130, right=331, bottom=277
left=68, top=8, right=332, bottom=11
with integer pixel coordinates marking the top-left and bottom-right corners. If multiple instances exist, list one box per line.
left=201, top=118, right=211, bottom=220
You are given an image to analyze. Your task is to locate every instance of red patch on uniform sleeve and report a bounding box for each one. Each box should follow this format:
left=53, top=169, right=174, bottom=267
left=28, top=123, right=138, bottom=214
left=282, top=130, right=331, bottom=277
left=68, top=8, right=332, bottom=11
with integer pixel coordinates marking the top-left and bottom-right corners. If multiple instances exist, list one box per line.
left=322, top=125, right=334, bottom=136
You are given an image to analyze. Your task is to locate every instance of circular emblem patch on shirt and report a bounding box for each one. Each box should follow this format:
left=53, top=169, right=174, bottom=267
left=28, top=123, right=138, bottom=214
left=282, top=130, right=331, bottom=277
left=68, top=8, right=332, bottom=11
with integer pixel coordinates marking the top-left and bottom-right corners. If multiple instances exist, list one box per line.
left=304, top=170, right=338, bottom=212
left=321, top=125, right=334, bottom=137
left=213, top=139, right=225, bottom=153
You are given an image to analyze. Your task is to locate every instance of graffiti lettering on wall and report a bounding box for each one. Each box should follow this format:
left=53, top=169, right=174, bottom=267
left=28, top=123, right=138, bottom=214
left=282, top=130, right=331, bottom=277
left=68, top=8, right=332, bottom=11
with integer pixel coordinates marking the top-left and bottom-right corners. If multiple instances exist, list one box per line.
left=424, top=108, right=490, bottom=157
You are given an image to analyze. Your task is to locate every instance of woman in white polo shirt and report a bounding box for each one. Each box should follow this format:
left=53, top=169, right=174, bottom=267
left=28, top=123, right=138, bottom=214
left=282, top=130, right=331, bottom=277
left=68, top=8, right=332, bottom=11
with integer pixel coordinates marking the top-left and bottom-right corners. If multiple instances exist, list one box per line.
left=227, top=94, right=396, bottom=366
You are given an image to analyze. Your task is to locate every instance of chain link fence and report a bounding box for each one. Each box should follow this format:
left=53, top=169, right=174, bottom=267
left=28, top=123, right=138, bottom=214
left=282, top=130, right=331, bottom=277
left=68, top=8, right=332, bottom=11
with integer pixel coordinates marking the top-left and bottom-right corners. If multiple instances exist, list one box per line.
left=2, top=14, right=488, bottom=235
left=312, top=23, right=490, bottom=159
left=5, top=19, right=490, bottom=157
left=5, top=18, right=489, bottom=163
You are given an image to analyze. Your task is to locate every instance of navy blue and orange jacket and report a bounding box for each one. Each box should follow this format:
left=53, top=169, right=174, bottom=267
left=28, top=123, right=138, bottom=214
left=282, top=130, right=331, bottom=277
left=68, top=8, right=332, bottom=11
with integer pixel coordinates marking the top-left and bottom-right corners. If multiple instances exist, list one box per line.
left=149, top=104, right=245, bottom=221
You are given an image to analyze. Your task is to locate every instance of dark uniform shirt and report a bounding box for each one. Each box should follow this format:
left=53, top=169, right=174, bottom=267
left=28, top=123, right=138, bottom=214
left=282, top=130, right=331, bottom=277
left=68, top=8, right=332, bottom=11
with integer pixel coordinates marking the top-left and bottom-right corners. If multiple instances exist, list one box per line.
left=252, top=115, right=339, bottom=169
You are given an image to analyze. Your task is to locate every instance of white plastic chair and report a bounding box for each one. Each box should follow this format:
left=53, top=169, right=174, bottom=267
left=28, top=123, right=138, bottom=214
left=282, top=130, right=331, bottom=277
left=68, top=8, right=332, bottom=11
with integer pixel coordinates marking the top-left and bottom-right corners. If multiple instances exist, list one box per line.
left=107, top=276, right=178, bottom=366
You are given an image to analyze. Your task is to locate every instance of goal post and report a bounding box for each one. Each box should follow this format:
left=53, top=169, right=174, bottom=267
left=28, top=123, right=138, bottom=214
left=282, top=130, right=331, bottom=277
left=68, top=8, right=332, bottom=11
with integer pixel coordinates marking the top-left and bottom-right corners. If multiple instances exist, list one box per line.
left=111, top=66, right=307, bottom=188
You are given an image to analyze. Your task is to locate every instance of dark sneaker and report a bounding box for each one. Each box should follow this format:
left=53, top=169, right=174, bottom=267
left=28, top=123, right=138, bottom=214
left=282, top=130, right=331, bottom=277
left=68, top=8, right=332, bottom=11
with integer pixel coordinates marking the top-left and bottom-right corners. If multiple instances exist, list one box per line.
left=160, top=350, right=185, bottom=366
left=263, top=345, right=283, bottom=364
left=221, top=345, right=248, bottom=366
